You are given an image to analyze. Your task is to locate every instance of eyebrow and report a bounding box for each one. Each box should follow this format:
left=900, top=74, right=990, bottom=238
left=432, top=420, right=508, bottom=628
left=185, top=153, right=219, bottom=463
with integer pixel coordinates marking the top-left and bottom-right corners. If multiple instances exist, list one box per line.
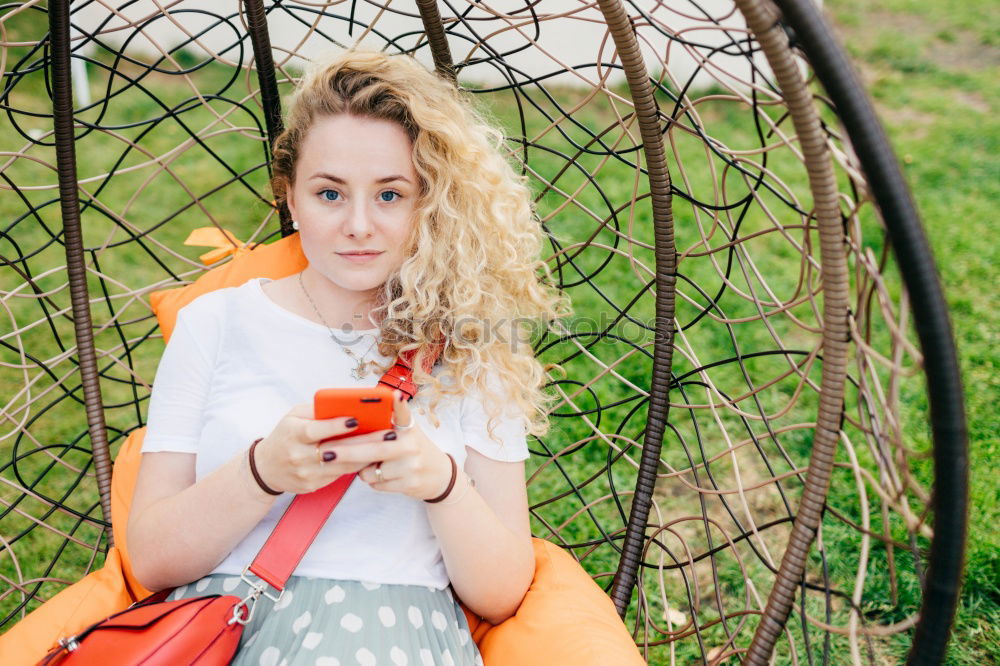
left=310, top=172, right=412, bottom=185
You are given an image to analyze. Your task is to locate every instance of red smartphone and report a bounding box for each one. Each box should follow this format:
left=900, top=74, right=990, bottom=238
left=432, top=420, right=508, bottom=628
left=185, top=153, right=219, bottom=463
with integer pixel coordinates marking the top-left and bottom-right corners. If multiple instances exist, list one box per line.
left=314, top=386, right=395, bottom=444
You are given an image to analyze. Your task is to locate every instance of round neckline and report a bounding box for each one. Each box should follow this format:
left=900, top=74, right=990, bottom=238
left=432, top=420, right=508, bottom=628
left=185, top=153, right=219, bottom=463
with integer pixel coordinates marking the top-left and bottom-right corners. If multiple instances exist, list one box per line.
left=251, top=277, right=380, bottom=337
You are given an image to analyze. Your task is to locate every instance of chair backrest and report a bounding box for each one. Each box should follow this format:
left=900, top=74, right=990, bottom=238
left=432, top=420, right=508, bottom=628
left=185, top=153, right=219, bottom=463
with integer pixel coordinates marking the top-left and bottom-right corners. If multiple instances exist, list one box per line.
left=0, top=2, right=966, bottom=663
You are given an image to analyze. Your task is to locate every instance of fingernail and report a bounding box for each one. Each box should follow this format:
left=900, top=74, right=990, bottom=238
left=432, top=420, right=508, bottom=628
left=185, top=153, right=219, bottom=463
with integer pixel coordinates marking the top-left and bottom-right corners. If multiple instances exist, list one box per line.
left=323, top=451, right=336, bottom=462
left=345, top=418, right=358, bottom=428
left=383, top=431, right=397, bottom=441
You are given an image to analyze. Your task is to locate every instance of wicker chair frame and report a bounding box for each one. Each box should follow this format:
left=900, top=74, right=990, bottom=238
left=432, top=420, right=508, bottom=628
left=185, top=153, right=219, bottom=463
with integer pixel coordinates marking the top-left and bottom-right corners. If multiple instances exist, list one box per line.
left=0, top=1, right=967, bottom=663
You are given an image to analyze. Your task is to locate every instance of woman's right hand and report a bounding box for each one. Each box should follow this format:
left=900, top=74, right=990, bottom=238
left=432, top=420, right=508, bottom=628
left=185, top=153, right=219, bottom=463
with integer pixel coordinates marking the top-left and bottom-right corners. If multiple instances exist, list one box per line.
left=251, top=402, right=366, bottom=494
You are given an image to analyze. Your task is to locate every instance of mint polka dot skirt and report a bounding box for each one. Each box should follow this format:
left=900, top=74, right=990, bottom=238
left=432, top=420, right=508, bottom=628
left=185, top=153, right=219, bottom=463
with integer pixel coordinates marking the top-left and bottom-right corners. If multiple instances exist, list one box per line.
left=166, top=573, right=484, bottom=666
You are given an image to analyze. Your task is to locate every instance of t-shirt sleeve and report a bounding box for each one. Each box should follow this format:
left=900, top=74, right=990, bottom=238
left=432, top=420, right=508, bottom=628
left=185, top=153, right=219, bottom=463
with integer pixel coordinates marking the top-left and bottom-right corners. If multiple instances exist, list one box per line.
left=459, top=374, right=530, bottom=463
left=141, top=301, right=218, bottom=454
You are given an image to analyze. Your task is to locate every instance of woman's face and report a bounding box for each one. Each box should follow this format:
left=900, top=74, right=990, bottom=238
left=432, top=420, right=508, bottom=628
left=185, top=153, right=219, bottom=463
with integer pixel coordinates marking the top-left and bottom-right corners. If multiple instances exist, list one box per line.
left=287, top=113, right=419, bottom=304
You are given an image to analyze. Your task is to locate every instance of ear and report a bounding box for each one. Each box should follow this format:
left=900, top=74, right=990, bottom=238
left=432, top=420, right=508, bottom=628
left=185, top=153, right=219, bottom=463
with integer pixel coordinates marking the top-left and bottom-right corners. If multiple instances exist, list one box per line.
left=285, top=182, right=298, bottom=221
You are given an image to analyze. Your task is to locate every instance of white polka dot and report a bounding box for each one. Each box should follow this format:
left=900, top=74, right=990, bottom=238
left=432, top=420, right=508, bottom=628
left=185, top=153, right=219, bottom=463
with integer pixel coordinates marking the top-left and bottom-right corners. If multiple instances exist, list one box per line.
left=407, top=606, right=424, bottom=629
left=172, top=584, right=187, bottom=599
left=378, top=605, right=396, bottom=627
left=361, top=581, right=381, bottom=591
left=195, top=577, right=211, bottom=592
left=441, top=649, right=455, bottom=666
left=355, top=648, right=376, bottom=666
left=431, top=610, right=447, bottom=631
left=259, top=646, right=281, bottom=666
left=274, top=589, right=293, bottom=611
left=316, top=658, right=340, bottom=666
left=278, top=660, right=288, bottom=666
left=340, top=613, right=364, bottom=633
left=390, top=646, right=408, bottom=666
left=222, top=576, right=241, bottom=592
left=325, top=585, right=346, bottom=604
left=474, top=654, right=484, bottom=666
left=419, top=649, right=434, bottom=666
left=292, top=610, right=312, bottom=634
left=302, top=632, right=323, bottom=650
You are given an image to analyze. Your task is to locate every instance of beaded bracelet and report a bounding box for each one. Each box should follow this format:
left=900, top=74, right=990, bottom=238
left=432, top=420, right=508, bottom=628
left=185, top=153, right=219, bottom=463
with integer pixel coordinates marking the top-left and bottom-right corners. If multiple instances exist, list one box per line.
left=423, top=453, right=458, bottom=503
left=248, top=437, right=282, bottom=496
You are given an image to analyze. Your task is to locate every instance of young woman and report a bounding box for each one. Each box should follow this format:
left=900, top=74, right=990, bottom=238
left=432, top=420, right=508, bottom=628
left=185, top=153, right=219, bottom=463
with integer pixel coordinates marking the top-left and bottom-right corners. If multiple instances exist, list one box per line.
left=127, top=46, right=568, bottom=665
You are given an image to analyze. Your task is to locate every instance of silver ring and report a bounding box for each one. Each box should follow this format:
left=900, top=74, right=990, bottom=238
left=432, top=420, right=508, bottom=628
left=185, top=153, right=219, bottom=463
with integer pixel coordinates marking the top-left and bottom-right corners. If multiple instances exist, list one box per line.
left=390, top=414, right=415, bottom=430
left=374, top=462, right=384, bottom=483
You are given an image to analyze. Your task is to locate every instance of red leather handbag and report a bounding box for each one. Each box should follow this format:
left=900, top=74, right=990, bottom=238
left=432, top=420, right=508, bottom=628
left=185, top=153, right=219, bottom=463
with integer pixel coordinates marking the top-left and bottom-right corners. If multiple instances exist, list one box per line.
left=36, top=592, right=247, bottom=665
left=38, top=349, right=437, bottom=665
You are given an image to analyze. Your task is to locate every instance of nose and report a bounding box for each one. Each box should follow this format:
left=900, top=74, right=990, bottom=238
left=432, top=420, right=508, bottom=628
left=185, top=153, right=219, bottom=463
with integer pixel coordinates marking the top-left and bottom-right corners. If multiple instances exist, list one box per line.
left=343, top=200, right=374, bottom=238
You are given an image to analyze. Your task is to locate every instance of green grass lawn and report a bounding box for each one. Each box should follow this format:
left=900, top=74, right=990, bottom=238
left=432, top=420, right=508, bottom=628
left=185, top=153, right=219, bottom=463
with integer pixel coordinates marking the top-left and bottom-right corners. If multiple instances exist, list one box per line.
left=0, top=1, right=996, bottom=663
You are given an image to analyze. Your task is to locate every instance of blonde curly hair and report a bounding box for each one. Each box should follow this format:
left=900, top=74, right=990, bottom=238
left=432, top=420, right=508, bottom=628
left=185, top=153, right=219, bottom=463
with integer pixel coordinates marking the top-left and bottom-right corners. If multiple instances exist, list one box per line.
left=270, top=46, right=571, bottom=445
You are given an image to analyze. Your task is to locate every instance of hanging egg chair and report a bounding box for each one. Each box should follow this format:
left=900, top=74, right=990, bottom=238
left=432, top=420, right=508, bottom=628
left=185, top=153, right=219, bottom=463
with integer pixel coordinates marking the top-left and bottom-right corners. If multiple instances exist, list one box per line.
left=0, top=1, right=967, bottom=664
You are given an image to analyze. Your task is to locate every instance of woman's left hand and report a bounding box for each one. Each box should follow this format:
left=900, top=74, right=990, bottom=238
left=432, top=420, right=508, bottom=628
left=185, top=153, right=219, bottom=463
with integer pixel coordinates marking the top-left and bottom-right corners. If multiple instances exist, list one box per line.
left=356, top=389, right=454, bottom=500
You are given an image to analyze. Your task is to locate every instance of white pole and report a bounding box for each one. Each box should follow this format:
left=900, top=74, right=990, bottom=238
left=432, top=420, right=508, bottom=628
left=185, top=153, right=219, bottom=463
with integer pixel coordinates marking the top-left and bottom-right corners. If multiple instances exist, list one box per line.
left=70, top=25, right=91, bottom=108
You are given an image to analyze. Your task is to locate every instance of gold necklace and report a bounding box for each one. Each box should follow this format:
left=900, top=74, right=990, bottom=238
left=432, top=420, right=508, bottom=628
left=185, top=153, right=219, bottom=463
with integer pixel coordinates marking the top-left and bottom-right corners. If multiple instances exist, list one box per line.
left=298, top=271, right=378, bottom=380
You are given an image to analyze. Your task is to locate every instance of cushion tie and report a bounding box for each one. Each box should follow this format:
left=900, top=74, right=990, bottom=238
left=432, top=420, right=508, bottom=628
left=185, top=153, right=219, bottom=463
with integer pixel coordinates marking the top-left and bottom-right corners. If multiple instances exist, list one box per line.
left=183, top=226, right=250, bottom=265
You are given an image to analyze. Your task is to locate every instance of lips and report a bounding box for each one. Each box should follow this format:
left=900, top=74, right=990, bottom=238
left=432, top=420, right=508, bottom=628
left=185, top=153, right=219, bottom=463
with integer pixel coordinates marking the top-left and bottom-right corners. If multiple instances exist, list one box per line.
left=337, top=251, right=383, bottom=263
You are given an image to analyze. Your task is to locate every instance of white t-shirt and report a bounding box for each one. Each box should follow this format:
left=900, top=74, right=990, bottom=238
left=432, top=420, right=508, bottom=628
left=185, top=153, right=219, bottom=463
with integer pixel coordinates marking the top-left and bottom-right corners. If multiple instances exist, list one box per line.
left=142, top=277, right=528, bottom=589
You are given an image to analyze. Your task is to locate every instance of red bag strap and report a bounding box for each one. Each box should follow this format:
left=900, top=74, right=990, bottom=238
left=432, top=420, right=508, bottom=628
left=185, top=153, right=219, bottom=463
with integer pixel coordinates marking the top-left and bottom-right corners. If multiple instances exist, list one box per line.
left=246, top=342, right=443, bottom=591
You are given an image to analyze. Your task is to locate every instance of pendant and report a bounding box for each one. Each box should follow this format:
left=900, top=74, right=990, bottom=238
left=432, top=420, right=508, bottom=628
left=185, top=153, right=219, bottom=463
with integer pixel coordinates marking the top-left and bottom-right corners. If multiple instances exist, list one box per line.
left=351, top=364, right=368, bottom=380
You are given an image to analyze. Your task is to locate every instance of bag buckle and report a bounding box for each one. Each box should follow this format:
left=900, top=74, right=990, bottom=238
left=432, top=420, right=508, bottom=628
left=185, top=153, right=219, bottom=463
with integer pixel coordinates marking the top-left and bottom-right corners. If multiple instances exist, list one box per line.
left=58, top=635, right=81, bottom=652
left=229, top=566, right=284, bottom=626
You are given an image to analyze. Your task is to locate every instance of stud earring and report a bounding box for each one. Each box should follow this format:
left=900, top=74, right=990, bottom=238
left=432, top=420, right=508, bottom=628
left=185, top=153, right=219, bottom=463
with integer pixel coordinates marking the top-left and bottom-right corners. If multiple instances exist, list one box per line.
left=291, top=219, right=299, bottom=231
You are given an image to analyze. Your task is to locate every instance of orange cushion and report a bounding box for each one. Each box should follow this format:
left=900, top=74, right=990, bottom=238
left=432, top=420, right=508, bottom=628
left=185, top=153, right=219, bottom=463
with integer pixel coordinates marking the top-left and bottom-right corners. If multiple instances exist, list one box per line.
left=474, top=539, right=645, bottom=664
left=0, top=231, right=643, bottom=665
left=110, top=430, right=155, bottom=603
left=149, top=231, right=307, bottom=343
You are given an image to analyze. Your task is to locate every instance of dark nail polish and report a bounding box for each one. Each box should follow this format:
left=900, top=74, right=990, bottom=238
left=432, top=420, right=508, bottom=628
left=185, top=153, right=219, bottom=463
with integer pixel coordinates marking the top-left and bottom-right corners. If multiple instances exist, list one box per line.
left=345, top=418, right=358, bottom=428
left=323, top=451, right=337, bottom=462
left=383, top=431, right=397, bottom=441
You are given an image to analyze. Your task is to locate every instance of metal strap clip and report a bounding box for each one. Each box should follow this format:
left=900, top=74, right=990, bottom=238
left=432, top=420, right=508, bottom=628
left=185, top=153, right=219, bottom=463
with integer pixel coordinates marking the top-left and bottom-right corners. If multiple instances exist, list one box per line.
left=58, top=636, right=80, bottom=652
left=229, top=566, right=285, bottom=626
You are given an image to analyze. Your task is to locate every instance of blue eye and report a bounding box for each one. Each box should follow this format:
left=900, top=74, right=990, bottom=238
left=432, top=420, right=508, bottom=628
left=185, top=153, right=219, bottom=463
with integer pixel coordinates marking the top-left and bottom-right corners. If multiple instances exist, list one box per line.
left=318, top=189, right=399, bottom=202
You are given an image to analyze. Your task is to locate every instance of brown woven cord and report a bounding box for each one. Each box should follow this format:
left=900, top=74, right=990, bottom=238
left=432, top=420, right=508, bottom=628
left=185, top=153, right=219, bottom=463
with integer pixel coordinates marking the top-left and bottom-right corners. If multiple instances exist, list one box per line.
left=49, top=0, right=115, bottom=542
left=242, top=0, right=293, bottom=237
left=415, top=0, right=458, bottom=85
left=732, top=1, right=852, bottom=662
left=593, top=0, right=678, bottom=617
